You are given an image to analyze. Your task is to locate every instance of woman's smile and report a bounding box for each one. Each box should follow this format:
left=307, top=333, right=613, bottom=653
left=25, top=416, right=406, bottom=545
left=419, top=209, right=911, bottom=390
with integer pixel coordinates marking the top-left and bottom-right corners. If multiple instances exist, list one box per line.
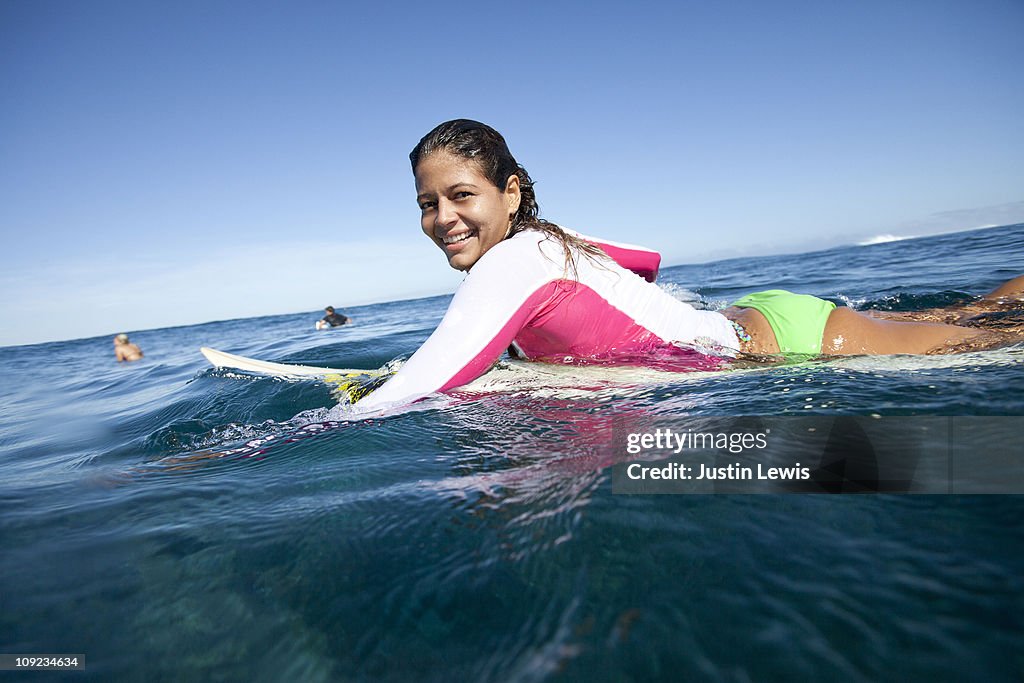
left=442, top=229, right=477, bottom=246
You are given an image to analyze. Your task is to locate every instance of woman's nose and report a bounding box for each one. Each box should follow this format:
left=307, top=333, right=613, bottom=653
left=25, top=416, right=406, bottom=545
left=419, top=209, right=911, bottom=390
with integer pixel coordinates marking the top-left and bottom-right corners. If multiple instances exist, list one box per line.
left=435, top=198, right=458, bottom=226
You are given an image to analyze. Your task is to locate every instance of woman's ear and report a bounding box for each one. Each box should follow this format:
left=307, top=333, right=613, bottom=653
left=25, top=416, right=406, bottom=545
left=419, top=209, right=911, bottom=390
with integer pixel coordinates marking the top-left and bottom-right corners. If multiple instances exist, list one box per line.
left=505, top=174, right=521, bottom=217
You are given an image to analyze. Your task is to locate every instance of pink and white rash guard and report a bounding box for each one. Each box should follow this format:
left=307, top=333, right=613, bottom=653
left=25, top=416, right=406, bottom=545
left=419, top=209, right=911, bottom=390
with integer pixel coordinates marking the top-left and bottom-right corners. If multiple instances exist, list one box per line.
left=356, top=228, right=740, bottom=410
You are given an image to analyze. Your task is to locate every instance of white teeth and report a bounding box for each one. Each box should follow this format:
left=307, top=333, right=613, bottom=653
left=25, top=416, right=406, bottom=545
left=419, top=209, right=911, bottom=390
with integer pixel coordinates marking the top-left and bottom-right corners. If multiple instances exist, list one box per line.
left=443, top=232, right=473, bottom=245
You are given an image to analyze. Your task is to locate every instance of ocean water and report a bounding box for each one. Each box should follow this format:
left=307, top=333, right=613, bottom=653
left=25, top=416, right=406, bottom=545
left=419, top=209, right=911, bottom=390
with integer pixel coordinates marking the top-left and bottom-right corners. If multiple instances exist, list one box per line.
left=2, top=224, right=1023, bottom=681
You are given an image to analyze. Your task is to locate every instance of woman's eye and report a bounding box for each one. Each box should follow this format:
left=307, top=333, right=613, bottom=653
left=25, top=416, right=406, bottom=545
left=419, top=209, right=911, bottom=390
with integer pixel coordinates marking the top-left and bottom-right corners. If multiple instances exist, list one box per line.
left=454, top=191, right=474, bottom=200
left=419, top=200, right=436, bottom=211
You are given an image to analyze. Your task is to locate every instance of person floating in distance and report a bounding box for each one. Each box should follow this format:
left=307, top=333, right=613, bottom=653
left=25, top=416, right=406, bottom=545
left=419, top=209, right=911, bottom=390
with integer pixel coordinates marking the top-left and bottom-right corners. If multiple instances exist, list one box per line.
left=316, top=306, right=350, bottom=330
left=113, top=333, right=143, bottom=362
left=346, top=118, right=1024, bottom=410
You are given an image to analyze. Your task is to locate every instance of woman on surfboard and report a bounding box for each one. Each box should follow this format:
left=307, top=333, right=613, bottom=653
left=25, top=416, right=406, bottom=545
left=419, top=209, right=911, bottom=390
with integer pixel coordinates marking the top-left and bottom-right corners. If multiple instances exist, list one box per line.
left=352, top=119, right=1024, bottom=409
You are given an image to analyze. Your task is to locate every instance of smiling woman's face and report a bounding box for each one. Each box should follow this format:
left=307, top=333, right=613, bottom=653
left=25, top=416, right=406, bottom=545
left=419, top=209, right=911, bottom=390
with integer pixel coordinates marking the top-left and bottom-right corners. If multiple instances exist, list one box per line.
left=415, top=151, right=521, bottom=271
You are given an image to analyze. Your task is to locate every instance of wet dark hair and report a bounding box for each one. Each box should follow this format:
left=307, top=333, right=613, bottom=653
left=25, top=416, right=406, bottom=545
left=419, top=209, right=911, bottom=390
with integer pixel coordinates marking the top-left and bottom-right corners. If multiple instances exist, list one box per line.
left=410, top=119, right=604, bottom=269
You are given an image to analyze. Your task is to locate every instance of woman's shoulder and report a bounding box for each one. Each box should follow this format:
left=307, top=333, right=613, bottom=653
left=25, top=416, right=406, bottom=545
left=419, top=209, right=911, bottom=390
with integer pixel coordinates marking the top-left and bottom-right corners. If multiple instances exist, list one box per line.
left=485, top=228, right=562, bottom=261
left=466, top=229, right=565, bottom=284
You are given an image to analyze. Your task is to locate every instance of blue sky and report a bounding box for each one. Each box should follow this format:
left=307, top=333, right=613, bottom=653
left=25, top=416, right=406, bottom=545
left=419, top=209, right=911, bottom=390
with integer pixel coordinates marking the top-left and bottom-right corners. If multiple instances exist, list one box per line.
left=2, top=0, right=1022, bottom=347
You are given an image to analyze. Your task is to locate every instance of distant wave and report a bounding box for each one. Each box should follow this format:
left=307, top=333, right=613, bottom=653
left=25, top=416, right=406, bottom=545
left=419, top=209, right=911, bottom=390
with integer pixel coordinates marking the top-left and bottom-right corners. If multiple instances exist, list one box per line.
left=858, top=233, right=914, bottom=246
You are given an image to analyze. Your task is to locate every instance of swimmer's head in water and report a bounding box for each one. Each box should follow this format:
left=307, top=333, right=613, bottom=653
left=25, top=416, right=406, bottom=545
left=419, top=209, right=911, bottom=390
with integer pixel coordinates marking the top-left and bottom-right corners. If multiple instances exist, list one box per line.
left=115, top=333, right=129, bottom=344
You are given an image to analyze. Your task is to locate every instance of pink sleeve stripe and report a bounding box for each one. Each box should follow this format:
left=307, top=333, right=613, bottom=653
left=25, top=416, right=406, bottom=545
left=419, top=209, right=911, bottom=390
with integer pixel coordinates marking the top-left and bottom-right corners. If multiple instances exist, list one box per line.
left=436, top=282, right=561, bottom=392
left=583, top=239, right=661, bottom=282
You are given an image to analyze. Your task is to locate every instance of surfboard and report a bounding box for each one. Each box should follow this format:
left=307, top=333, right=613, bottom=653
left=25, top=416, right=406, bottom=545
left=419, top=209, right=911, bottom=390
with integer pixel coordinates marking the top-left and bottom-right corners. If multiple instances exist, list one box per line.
left=200, top=347, right=374, bottom=378
left=200, top=347, right=394, bottom=404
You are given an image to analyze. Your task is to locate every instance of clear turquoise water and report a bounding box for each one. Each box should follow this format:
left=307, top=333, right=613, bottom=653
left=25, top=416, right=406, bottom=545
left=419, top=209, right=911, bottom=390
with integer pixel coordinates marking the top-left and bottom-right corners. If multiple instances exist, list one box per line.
left=1, top=225, right=1023, bottom=681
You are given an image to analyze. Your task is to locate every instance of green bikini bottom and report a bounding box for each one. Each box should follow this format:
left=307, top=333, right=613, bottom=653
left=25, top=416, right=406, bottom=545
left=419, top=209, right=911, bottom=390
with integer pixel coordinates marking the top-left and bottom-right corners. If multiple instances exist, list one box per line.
left=731, top=289, right=837, bottom=355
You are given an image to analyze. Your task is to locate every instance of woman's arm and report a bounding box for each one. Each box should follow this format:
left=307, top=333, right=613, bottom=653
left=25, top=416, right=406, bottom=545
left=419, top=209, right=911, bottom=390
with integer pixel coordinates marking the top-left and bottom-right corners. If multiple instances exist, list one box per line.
left=355, top=234, right=562, bottom=410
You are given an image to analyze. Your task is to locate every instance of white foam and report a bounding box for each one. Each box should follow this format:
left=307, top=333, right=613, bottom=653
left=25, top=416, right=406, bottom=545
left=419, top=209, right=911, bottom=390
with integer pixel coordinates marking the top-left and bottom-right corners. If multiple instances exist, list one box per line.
left=823, top=344, right=1023, bottom=372
left=858, top=234, right=915, bottom=246
left=835, top=293, right=869, bottom=309
left=657, top=283, right=703, bottom=305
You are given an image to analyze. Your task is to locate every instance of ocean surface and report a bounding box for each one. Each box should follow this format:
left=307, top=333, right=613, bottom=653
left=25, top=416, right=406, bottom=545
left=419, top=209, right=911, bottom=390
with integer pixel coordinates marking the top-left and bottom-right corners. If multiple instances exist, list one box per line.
left=2, top=224, right=1023, bottom=681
